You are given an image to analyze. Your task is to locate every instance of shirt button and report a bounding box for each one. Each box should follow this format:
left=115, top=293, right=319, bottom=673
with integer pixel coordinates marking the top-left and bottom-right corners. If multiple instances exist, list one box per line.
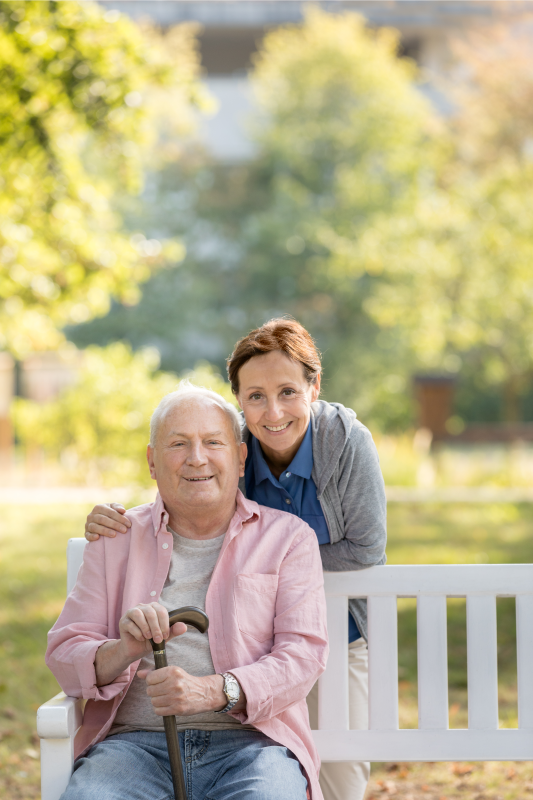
left=162, top=542, right=169, bottom=549
left=150, top=591, right=156, bottom=597
left=285, top=498, right=291, bottom=504
left=286, top=472, right=291, bottom=477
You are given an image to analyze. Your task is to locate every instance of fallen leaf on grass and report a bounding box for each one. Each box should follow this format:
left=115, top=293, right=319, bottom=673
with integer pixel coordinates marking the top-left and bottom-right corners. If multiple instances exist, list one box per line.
left=398, top=768, right=409, bottom=779
left=1, top=708, right=15, bottom=720
left=449, top=703, right=461, bottom=716
left=524, top=782, right=533, bottom=792
left=24, top=748, right=38, bottom=759
left=374, top=780, right=397, bottom=795
left=420, top=786, right=430, bottom=792
left=506, top=766, right=516, bottom=779
left=450, top=763, right=474, bottom=776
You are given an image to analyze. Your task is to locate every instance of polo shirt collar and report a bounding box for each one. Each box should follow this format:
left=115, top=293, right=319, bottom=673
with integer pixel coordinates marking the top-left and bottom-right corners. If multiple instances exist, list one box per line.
left=251, top=422, right=313, bottom=482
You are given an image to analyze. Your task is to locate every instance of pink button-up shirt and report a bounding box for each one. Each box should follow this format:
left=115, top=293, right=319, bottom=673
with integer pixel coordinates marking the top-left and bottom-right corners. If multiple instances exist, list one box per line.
left=46, top=490, right=328, bottom=800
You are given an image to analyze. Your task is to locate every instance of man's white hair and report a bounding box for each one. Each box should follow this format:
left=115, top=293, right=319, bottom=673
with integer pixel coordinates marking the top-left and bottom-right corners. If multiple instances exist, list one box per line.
left=149, top=379, right=242, bottom=448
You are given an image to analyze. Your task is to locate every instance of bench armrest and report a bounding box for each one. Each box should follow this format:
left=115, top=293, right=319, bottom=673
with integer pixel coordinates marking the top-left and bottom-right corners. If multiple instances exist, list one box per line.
left=37, top=692, right=84, bottom=739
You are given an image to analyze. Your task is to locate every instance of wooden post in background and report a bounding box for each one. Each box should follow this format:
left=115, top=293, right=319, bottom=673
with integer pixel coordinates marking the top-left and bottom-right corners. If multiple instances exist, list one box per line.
left=413, top=374, right=456, bottom=442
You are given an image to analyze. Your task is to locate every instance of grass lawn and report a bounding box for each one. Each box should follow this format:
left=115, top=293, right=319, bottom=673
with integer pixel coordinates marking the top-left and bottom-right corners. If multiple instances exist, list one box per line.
left=1, top=501, right=532, bottom=799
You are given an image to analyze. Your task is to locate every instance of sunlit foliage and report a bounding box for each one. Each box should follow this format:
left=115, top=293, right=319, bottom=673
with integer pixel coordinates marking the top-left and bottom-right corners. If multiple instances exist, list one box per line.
left=13, top=343, right=236, bottom=486
left=0, top=0, right=203, bottom=356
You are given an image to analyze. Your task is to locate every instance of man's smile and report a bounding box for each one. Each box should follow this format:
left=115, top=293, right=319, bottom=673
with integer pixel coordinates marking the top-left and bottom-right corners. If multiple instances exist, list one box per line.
left=184, top=476, right=214, bottom=482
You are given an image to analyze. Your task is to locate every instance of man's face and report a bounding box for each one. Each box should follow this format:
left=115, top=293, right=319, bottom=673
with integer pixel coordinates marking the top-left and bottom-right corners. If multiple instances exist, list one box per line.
left=147, top=397, right=246, bottom=513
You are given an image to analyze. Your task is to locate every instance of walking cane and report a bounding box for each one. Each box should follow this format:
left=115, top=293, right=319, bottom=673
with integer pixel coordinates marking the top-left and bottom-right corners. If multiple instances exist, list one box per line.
left=150, top=606, right=209, bottom=800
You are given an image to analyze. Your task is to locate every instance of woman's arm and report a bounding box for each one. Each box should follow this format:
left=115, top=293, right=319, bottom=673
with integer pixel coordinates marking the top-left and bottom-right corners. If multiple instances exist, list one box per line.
left=85, top=503, right=132, bottom=541
left=319, top=423, right=387, bottom=572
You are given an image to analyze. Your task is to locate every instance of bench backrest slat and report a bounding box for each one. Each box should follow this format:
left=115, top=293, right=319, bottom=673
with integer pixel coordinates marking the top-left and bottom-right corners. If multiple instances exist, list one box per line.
left=417, top=594, right=448, bottom=730
left=368, top=595, right=398, bottom=731
left=516, top=594, right=533, bottom=729
left=466, top=595, right=499, bottom=730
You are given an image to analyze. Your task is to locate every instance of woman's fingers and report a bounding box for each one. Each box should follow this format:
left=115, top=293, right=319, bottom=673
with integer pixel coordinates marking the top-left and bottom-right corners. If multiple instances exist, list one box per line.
left=84, top=504, right=131, bottom=542
left=110, top=504, right=132, bottom=526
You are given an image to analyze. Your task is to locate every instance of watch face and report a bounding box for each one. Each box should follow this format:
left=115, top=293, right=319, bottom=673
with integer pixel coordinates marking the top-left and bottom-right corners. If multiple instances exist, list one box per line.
left=225, top=676, right=239, bottom=701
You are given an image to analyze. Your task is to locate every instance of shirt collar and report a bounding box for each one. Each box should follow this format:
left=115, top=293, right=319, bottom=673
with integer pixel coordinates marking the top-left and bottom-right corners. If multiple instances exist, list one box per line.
left=150, top=488, right=258, bottom=537
left=251, top=422, right=313, bottom=483
left=151, top=492, right=169, bottom=536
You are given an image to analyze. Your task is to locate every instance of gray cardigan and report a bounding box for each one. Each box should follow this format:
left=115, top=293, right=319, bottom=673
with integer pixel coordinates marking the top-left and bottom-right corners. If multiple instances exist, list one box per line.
left=238, top=400, right=387, bottom=641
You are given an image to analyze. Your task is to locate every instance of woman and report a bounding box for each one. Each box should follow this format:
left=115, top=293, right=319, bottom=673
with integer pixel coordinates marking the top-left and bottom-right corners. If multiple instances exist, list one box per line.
left=84, top=318, right=387, bottom=800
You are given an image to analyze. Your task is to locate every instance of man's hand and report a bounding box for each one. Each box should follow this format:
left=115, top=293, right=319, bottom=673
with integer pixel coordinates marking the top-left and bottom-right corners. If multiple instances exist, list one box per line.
left=95, top=603, right=186, bottom=687
left=118, top=602, right=186, bottom=662
left=137, top=667, right=227, bottom=716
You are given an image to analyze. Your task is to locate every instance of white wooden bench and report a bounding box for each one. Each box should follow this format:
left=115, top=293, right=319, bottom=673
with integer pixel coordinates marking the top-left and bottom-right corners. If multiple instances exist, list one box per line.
left=37, top=538, right=533, bottom=800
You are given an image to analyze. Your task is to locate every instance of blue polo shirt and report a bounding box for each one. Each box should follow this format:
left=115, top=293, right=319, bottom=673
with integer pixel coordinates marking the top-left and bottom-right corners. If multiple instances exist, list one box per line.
left=244, top=423, right=361, bottom=642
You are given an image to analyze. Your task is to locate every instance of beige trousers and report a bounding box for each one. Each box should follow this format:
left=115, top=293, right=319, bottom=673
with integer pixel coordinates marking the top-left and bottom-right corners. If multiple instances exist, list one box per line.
left=307, top=639, right=370, bottom=800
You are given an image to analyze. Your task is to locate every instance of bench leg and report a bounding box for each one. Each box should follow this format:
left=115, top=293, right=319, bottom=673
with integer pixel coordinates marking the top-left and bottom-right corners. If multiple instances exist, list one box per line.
left=40, top=737, right=74, bottom=800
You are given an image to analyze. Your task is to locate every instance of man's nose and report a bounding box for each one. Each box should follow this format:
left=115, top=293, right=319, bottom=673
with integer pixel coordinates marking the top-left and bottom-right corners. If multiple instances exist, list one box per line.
left=186, top=442, right=208, bottom=466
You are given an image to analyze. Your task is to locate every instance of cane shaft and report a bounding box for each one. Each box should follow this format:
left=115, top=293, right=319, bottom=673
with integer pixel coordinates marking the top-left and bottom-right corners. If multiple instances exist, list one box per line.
left=153, top=647, right=187, bottom=800
left=149, top=607, right=209, bottom=800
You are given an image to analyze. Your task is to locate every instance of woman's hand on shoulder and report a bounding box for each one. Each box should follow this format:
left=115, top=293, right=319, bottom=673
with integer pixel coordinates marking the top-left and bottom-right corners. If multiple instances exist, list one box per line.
left=85, top=503, right=131, bottom=542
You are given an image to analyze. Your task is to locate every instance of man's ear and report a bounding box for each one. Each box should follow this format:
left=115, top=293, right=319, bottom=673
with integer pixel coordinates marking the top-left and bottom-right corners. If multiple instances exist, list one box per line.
left=238, top=442, right=247, bottom=477
left=147, top=444, right=157, bottom=480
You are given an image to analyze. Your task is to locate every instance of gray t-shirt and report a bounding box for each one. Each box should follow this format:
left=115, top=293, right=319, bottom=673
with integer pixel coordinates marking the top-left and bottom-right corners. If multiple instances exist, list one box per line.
left=111, top=527, right=252, bottom=734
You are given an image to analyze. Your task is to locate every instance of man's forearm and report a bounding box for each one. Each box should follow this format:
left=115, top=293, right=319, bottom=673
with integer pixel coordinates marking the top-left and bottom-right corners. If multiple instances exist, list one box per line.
left=95, top=640, right=134, bottom=687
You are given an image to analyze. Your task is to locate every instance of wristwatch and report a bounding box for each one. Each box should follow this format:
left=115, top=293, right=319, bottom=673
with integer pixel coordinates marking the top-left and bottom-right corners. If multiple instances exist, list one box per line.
left=216, top=672, right=240, bottom=713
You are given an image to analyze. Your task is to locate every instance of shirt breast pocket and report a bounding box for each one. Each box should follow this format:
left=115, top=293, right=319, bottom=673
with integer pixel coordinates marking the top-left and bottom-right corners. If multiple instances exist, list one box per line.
left=234, top=573, right=279, bottom=643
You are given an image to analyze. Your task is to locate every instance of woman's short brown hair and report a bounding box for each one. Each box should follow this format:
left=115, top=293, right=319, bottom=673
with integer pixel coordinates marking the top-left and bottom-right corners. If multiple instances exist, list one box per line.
left=226, top=318, right=322, bottom=395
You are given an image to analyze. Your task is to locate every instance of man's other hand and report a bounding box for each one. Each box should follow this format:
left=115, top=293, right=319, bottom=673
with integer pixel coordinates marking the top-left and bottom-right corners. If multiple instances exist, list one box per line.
left=137, top=667, right=227, bottom=717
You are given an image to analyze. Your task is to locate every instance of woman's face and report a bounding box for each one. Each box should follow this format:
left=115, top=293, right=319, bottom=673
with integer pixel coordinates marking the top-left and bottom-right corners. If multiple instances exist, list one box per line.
left=236, top=350, right=321, bottom=460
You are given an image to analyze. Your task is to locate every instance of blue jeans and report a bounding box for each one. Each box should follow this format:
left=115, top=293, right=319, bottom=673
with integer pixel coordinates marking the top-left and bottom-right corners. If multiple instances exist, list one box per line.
left=61, top=729, right=308, bottom=800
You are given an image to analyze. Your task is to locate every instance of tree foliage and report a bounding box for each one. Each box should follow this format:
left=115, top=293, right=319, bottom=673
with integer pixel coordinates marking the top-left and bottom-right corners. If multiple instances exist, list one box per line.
left=67, top=10, right=533, bottom=428
left=362, top=19, right=533, bottom=421
left=13, top=342, right=235, bottom=486
left=72, top=10, right=437, bottom=429
left=0, top=0, right=203, bottom=357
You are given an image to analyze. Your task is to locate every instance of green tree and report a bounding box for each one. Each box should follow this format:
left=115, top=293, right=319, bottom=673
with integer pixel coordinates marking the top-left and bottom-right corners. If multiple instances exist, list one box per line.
left=361, top=20, right=533, bottom=422
left=0, top=0, right=204, bottom=357
left=13, top=343, right=236, bottom=486
left=69, top=9, right=436, bottom=430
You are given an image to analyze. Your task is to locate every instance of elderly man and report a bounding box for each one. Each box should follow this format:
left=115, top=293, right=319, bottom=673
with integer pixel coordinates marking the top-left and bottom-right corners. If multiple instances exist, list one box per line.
left=47, top=383, right=328, bottom=800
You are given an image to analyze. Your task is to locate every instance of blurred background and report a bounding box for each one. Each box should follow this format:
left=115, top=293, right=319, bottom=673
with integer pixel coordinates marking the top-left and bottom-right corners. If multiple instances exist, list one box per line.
left=2, top=1, right=533, bottom=798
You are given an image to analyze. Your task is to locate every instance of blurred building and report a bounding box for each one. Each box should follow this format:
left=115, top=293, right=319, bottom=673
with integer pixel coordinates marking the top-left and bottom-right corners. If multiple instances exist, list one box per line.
left=100, top=0, right=533, bottom=162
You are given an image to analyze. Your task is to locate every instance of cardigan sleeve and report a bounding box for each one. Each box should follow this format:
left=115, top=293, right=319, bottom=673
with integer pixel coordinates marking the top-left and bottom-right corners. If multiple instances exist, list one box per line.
left=318, top=422, right=387, bottom=572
